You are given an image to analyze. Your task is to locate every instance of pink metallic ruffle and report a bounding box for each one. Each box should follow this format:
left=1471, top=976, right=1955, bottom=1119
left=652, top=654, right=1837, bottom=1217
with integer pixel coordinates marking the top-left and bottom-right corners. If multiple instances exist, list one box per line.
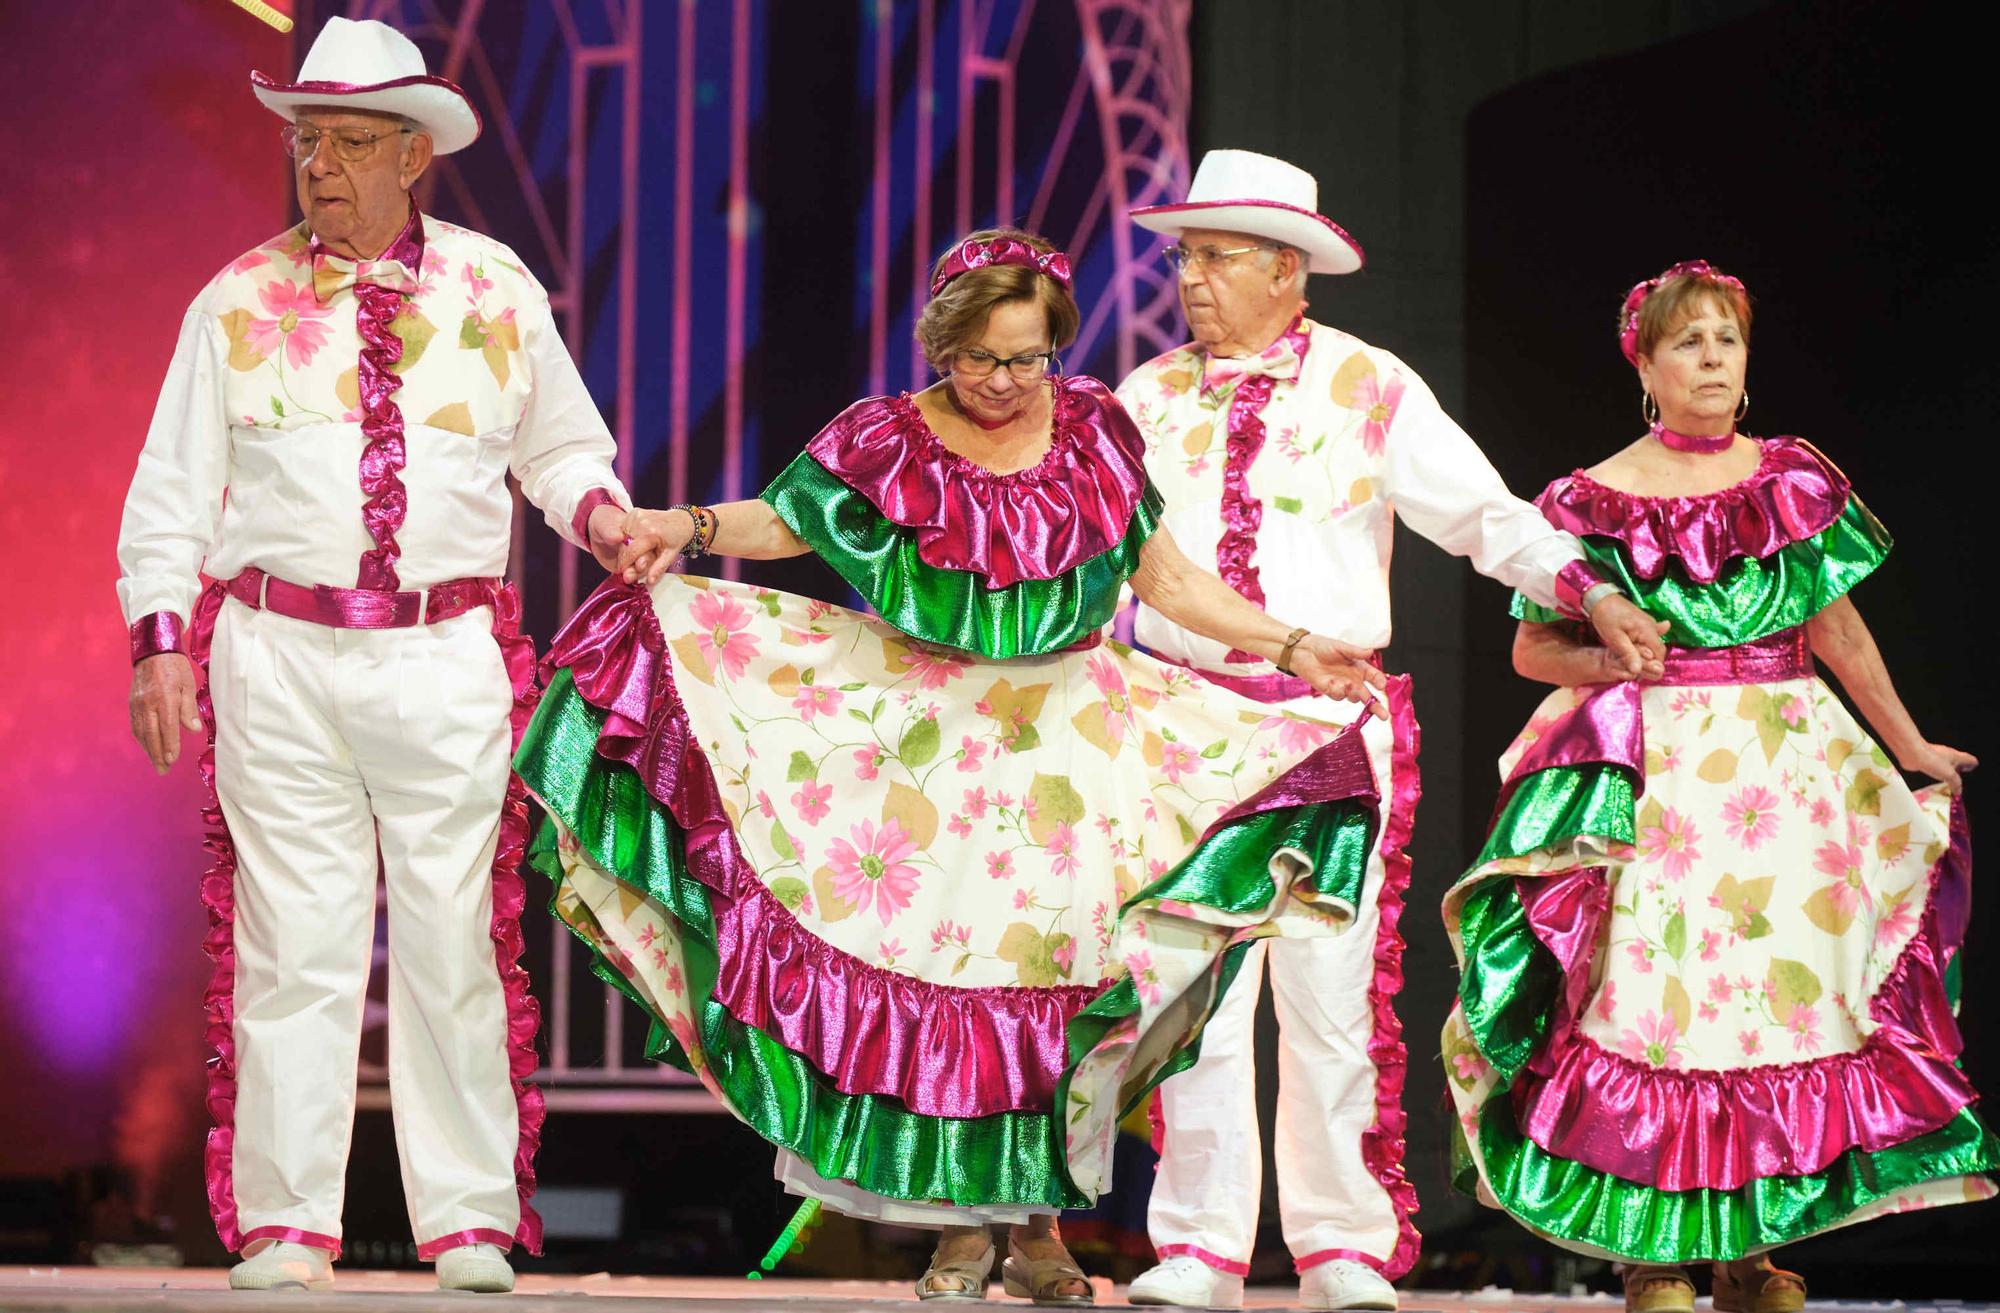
left=1503, top=682, right=1646, bottom=791
left=1514, top=802, right=1977, bottom=1193
left=1538, top=438, right=1850, bottom=583
left=1359, top=676, right=1423, bottom=1280
left=1215, top=371, right=1276, bottom=664
left=188, top=581, right=245, bottom=1253
left=487, top=584, right=546, bottom=1255
left=545, top=583, right=1105, bottom=1117
left=802, top=375, right=1151, bottom=588
left=337, top=212, right=423, bottom=590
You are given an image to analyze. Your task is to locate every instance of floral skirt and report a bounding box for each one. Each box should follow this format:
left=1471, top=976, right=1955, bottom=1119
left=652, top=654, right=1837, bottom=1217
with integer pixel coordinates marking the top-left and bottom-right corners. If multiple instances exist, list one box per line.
left=513, top=576, right=1379, bottom=1223
left=1442, top=671, right=1997, bottom=1261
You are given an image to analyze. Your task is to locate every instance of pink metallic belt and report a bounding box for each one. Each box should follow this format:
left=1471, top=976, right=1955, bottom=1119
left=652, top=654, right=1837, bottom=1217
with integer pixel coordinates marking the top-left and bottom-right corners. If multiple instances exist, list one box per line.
left=224, top=567, right=501, bottom=629
left=1656, top=626, right=1811, bottom=686
left=1156, top=647, right=1387, bottom=705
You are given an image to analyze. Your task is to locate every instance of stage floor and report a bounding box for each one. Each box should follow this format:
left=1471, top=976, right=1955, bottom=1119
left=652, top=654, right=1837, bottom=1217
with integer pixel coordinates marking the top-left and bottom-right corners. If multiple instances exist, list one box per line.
left=0, top=1268, right=1991, bottom=1313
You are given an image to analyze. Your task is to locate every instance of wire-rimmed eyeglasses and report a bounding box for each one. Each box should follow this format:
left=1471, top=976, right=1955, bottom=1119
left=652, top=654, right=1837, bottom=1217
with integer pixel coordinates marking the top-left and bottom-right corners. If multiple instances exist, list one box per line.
left=281, top=123, right=415, bottom=164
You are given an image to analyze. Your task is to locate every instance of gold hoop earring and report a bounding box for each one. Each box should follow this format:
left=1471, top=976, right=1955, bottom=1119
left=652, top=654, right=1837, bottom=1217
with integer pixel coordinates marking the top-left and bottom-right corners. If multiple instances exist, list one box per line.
left=1641, top=391, right=1660, bottom=425
left=1735, top=390, right=1750, bottom=421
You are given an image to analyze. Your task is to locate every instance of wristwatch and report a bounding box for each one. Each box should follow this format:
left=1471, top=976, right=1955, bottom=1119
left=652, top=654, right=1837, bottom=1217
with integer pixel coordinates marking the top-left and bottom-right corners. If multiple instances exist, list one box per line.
left=1580, top=581, right=1624, bottom=617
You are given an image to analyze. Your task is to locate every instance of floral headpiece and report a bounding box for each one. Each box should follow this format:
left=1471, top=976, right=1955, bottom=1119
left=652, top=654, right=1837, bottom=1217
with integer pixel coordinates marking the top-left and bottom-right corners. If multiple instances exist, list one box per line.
left=1618, top=259, right=1746, bottom=365
left=929, top=237, right=1074, bottom=297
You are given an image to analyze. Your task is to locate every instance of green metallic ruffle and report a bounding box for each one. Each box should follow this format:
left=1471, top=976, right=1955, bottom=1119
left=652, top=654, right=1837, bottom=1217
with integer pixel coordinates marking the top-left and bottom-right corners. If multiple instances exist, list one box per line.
left=1513, top=496, right=1891, bottom=645
left=1457, top=764, right=1633, bottom=1082
left=1450, top=758, right=2000, bottom=1258
left=519, top=670, right=1087, bottom=1210
left=1059, top=799, right=1378, bottom=1120
left=1454, top=1102, right=2000, bottom=1262
left=762, top=451, right=1163, bottom=658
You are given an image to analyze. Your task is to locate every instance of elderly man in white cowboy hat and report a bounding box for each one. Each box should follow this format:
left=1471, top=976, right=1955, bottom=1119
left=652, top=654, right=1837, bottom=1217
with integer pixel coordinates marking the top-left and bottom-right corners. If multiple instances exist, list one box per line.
left=117, top=16, right=630, bottom=1294
left=1112, top=150, right=1666, bottom=1310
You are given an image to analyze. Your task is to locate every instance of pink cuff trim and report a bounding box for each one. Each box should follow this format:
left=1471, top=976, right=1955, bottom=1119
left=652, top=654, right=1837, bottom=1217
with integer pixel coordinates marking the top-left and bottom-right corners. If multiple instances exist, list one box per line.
left=1294, top=1248, right=1386, bottom=1274
left=1552, top=559, right=1607, bottom=619
left=572, top=487, right=622, bottom=545
left=417, top=1228, right=517, bottom=1261
left=129, top=611, right=187, bottom=664
left=242, top=1226, right=342, bottom=1258
left=1155, top=1243, right=1250, bottom=1277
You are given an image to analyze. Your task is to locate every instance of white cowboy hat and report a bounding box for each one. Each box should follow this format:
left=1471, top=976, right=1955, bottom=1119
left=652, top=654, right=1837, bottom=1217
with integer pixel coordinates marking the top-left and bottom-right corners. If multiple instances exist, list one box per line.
left=251, top=17, right=481, bottom=155
left=1131, top=149, right=1363, bottom=275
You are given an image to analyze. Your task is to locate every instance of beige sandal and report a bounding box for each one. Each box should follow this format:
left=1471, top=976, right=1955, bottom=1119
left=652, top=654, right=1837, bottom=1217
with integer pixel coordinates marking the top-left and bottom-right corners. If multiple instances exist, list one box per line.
left=1000, top=1237, right=1094, bottom=1306
left=1712, top=1256, right=1806, bottom=1313
left=1622, top=1264, right=1695, bottom=1313
left=917, top=1234, right=995, bottom=1303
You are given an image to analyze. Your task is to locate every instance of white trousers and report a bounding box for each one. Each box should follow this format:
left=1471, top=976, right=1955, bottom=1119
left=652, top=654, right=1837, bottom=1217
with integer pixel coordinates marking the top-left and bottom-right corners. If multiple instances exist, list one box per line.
left=1148, top=694, right=1417, bottom=1276
left=209, top=598, right=523, bottom=1255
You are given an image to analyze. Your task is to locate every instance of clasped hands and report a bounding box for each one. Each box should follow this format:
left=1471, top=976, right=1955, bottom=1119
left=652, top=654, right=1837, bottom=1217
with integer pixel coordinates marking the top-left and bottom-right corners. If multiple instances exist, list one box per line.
left=586, top=505, right=690, bottom=587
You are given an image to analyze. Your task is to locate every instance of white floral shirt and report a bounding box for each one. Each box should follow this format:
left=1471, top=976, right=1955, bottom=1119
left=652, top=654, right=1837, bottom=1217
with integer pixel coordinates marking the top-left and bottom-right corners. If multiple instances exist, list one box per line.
left=1117, top=318, right=1584, bottom=665
left=118, top=214, right=626, bottom=628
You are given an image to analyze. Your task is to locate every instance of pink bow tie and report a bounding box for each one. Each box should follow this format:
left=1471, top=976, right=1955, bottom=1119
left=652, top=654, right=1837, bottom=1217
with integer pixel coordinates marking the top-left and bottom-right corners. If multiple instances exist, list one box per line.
left=1201, top=335, right=1303, bottom=394
left=311, top=251, right=419, bottom=304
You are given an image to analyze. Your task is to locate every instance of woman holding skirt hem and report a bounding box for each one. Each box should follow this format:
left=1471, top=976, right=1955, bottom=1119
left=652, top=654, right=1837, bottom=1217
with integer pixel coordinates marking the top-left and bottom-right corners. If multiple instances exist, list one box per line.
left=516, top=229, right=1385, bottom=1303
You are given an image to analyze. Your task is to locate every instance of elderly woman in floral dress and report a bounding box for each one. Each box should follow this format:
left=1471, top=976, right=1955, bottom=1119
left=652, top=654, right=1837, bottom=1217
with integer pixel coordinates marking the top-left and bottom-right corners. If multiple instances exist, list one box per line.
left=513, top=228, right=1390, bottom=1304
left=1440, top=259, right=1995, bottom=1313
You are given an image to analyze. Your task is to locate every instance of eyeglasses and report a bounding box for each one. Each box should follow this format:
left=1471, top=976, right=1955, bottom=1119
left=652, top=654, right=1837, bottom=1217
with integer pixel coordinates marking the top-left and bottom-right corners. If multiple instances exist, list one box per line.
left=1162, top=242, right=1276, bottom=274
left=951, top=348, right=1059, bottom=381
left=281, top=123, right=414, bottom=164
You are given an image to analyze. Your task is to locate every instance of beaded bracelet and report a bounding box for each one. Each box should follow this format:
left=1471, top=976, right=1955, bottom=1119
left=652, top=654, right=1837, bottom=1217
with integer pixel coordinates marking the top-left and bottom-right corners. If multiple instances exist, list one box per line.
left=668, top=503, right=716, bottom=559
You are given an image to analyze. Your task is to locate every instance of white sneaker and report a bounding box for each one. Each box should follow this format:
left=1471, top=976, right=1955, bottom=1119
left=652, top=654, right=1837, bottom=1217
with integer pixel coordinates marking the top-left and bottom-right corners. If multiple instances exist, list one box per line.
left=228, top=1240, right=334, bottom=1291
left=435, top=1241, right=515, bottom=1293
left=1300, top=1258, right=1397, bottom=1310
left=1127, top=1254, right=1246, bottom=1308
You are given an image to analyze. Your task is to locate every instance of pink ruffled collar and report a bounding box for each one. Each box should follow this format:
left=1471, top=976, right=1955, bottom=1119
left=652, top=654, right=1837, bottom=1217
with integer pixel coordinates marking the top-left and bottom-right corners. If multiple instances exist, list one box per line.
left=1537, top=437, right=1851, bottom=582
left=803, top=374, right=1153, bottom=587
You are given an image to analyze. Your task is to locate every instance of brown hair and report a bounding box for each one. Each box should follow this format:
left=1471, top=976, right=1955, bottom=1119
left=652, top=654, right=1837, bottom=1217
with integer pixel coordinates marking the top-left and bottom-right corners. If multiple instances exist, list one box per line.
left=915, top=227, right=1080, bottom=368
left=1628, top=269, right=1753, bottom=360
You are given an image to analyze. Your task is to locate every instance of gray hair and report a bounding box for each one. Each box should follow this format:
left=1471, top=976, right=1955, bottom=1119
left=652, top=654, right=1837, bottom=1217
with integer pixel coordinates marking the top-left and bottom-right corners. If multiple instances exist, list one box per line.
left=1256, top=243, right=1308, bottom=297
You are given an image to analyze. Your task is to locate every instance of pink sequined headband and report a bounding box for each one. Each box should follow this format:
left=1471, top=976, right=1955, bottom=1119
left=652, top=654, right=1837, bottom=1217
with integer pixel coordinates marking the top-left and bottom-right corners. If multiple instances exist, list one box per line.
left=929, top=237, right=1074, bottom=296
left=1618, top=259, right=1746, bottom=365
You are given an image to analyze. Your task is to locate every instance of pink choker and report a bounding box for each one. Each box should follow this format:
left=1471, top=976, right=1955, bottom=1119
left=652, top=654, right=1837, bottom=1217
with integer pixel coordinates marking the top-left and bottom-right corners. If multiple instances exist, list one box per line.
left=1650, top=422, right=1735, bottom=453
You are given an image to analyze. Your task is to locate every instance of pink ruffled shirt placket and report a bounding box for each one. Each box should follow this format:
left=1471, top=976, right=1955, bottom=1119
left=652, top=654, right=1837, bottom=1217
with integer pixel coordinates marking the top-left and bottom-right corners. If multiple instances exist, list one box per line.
left=316, top=214, right=426, bottom=590
left=1203, top=316, right=1311, bottom=662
